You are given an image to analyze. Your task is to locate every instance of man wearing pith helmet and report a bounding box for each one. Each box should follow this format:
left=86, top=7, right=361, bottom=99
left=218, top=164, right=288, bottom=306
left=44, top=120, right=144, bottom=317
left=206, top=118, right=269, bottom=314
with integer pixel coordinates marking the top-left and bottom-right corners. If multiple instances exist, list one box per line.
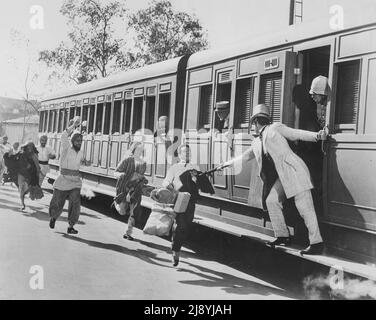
left=310, top=75, right=330, bottom=129
left=219, top=104, right=328, bottom=255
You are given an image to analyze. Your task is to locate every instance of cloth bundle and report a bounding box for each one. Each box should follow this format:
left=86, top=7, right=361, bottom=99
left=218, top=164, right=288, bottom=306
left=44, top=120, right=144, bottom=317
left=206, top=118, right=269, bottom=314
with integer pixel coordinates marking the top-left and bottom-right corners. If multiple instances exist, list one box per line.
left=143, top=203, right=176, bottom=236
left=143, top=188, right=177, bottom=236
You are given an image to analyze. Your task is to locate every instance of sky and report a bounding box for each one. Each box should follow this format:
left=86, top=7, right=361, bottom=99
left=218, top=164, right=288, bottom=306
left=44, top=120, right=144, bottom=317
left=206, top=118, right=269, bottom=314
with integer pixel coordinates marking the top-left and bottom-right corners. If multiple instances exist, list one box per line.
left=0, top=0, right=375, bottom=99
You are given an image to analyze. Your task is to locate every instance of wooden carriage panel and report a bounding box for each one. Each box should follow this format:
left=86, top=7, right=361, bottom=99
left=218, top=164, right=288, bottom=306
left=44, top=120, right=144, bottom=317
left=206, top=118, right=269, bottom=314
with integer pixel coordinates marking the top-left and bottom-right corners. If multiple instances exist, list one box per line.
left=326, top=141, right=376, bottom=231
left=155, top=141, right=167, bottom=178
left=101, top=141, right=109, bottom=168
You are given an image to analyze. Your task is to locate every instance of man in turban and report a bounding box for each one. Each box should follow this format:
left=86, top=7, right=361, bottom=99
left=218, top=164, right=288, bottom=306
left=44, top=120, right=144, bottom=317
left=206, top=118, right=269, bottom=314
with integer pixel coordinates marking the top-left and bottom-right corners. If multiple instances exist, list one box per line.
left=48, top=116, right=91, bottom=234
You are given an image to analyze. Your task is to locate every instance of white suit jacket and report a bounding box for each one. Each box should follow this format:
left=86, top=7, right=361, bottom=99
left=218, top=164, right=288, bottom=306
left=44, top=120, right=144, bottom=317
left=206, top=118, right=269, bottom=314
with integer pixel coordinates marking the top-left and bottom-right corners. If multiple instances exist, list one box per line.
left=243, top=123, right=318, bottom=199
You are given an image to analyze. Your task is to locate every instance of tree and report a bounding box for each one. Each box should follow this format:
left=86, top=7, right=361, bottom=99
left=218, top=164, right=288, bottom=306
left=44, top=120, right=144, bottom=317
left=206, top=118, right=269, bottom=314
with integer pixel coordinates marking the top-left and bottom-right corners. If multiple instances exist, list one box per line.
left=39, top=0, right=128, bottom=84
left=128, top=0, right=208, bottom=66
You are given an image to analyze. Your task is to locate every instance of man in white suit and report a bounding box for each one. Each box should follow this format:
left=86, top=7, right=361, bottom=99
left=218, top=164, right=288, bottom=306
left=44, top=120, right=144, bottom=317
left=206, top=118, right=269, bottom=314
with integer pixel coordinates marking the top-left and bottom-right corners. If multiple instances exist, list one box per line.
left=220, top=104, right=328, bottom=255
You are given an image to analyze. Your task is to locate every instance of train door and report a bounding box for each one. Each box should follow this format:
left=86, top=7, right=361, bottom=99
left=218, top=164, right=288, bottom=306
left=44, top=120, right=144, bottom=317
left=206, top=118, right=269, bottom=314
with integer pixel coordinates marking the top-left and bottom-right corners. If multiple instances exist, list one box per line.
left=211, top=67, right=236, bottom=199
left=154, top=88, right=172, bottom=186
left=295, top=44, right=331, bottom=215
left=231, top=74, right=260, bottom=205
left=108, top=92, right=123, bottom=176
left=117, top=91, right=133, bottom=169
left=184, top=69, right=213, bottom=176
left=142, top=86, right=157, bottom=184
left=92, top=95, right=111, bottom=175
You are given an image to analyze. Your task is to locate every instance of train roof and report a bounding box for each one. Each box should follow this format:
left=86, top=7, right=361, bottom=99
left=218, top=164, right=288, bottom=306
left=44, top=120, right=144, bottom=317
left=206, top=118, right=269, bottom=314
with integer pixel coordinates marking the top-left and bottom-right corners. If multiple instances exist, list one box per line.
left=42, top=56, right=183, bottom=103
left=187, top=17, right=376, bottom=69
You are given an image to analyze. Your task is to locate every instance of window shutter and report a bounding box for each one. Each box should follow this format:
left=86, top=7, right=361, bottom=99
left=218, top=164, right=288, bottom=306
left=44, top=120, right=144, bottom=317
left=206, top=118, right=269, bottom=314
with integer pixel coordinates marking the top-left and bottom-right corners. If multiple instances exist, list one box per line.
left=235, top=78, right=254, bottom=128
left=335, top=60, right=360, bottom=127
left=260, top=73, right=282, bottom=123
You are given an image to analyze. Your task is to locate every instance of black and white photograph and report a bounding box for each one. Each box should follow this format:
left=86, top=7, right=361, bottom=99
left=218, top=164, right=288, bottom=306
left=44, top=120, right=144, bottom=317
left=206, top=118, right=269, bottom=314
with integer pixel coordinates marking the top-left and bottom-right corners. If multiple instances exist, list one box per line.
left=0, top=0, right=376, bottom=303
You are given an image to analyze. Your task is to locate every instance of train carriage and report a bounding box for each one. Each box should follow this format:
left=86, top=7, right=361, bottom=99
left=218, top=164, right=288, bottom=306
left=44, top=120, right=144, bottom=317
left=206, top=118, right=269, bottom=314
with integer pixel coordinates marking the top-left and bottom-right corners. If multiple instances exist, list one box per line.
left=40, top=17, right=376, bottom=268
left=182, top=19, right=376, bottom=264
left=40, top=56, right=189, bottom=195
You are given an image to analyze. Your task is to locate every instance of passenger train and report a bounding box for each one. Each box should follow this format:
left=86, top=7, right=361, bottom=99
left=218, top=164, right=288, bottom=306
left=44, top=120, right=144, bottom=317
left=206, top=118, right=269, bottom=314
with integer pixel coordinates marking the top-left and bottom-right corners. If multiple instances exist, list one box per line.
left=39, top=18, right=376, bottom=266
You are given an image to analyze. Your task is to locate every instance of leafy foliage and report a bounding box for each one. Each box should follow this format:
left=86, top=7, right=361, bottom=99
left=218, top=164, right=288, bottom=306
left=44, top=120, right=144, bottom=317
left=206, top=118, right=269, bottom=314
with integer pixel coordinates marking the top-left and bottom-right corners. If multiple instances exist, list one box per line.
left=128, top=0, right=208, bottom=66
left=39, top=0, right=128, bottom=84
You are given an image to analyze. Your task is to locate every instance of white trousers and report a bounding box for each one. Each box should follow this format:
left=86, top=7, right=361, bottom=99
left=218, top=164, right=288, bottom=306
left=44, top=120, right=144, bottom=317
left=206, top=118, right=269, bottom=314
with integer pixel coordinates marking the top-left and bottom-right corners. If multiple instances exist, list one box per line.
left=39, top=164, right=50, bottom=186
left=265, top=178, right=323, bottom=244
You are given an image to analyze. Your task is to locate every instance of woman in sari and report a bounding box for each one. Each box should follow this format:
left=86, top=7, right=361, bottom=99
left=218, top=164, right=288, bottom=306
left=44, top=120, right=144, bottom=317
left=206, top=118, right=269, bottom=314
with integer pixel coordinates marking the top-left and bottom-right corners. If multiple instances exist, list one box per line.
left=18, top=141, right=43, bottom=210
left=114, top=142, right=148, bottom=240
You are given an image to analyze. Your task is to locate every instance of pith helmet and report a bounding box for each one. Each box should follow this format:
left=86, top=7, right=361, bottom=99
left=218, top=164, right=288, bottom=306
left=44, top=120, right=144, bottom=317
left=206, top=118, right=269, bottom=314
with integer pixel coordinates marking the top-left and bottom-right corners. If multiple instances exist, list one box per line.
left=215, top=101, right=230, bottom=121
left=309, top=76, right=329, bottom=95
left=250, top=104, right=271, bottom=124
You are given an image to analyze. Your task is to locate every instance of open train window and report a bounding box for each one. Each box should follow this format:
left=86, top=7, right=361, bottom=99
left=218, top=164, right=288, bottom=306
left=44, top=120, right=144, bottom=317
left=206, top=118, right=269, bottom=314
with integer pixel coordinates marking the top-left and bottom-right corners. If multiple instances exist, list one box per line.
left=198, top=85, right=213, bottom=130
left=48, top=110, right=53, bottom=132
left=69, top=107, right=75, bottom=120
left=122, top=100, right=132, bottom=133
left=132, top=97, right=143, bottom=133
left=214, top=82, right=232, bottom=131
left=235, top=77, right=255, bottom=130
left=145, top=96, right=156, bottom=132
left=158, top=93, right=170, bottom=118
left=103, top=102, right=111, bottom=134
left=335, top=60, right=361, bottom=133
left=95, top=103, right=104, bottom=133
left=58, top=109, right=64, bottom=133
left=43, top=111, right=49, bottom=132
left=53, top=110, right=58, bottom=132
left=259, top=72, right=282, bottom=123
left=82, top=106, right=89, bottom=123
left=75, top=107, right=81, bottom=117
left=63, top=108, right=69, bottom=130
left=39, top=111, right=44, bottom=132
left=112, top=100, right=121, bottom=134
left=88, top=105, right=95, bottom=133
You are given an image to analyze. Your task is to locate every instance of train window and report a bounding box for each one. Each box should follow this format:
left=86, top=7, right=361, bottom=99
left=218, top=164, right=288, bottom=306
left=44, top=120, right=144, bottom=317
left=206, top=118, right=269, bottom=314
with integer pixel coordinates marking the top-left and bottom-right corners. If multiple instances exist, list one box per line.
left=82, top=105, right=89, bottom=123
left=39, top=112, right=44, bottom=132
left=214, top=82, right=232, bottom=131
left=365, top=58, right=376, bottom=134
left=122, top=100, right=132, bottom=133
left=335, top=60, right=361, bottom=133
left=43, top=111, right=49, bottom=132
left=75, top=107, right=81, bottom=117
left=63, top=108, right=69, bottom=129
left=158, top=93, right=170, bottom=118
left=53, top=110, right=58, bottom=132
left=103, top=102, right=111, bottom=134
left=259, top=72, right=282, bottom=123
left=112, top=100, right=121, bottom=134
left=198, top=85, right=213, bottom=130
left=58, top=109, right=64, bottom=133
left=234, top=77, right=255, bottom=129
left=88, top=105, right=95, bottom=133
left=48, top=110, right=53, bottom=132
left=145, top=96, right=156, bottom=132
left=95, top=103, right=104, bottom=133
left=132, top=97, right=143, bottom=133
left=69, top=107, right=75, bottom=120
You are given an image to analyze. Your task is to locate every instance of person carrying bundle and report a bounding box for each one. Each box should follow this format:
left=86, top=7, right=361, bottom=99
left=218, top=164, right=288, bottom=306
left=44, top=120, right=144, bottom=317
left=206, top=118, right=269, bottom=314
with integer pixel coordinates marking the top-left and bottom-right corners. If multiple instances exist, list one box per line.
left=114, top=141, right=148, bottom=241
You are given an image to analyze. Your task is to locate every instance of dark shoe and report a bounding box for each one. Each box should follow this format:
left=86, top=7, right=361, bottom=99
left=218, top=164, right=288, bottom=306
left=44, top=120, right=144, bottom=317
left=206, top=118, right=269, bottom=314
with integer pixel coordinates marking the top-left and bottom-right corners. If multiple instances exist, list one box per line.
left=123, top=234, right=134, bottom=241
left=267, top=237, right=291, bottom=248
left=300, top=242, right=324, bottom=255
left=67, top=227, right=78, bottom=234
left=172, top=251, right=180, bottom=267
left=49, top=218, right=56, bottom=229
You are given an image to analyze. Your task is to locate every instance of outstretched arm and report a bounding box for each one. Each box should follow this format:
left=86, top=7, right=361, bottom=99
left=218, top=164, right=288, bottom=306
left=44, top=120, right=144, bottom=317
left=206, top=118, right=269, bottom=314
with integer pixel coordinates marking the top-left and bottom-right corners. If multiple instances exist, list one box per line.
left=275, top=123, right=328, bottom=142
left=218, top=146, right=255, bottom=170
